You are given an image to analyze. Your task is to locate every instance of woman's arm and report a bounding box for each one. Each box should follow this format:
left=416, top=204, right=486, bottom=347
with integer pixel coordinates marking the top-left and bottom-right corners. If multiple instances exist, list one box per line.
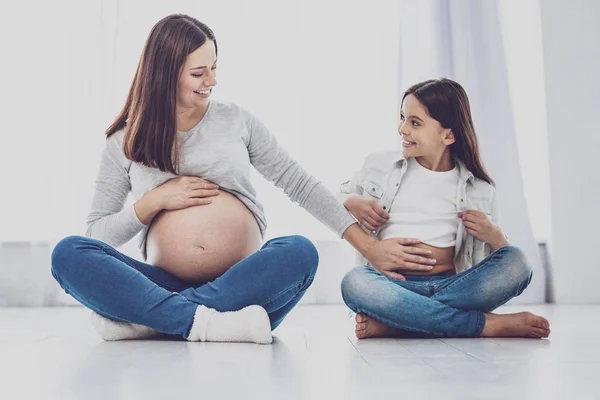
left=86, top=136, right=147, bottom=247
left=242, top=108, right=434, bottom=277
left=243, top=109, right=356, bottom=238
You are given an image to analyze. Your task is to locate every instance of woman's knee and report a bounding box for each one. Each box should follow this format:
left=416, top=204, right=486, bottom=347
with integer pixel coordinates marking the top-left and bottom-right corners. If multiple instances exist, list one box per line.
left=51, top=235, right=98, bottom=279
left=279, top=235, right=319, bottom=278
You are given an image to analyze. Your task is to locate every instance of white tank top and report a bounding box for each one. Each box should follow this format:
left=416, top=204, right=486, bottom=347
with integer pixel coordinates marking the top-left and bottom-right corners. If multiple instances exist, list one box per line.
left=379, top=157, right=460, bottom=248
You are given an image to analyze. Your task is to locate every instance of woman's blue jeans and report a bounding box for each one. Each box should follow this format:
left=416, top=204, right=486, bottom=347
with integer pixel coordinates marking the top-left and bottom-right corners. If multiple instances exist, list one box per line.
left=51, top=235, right=319, bottom=338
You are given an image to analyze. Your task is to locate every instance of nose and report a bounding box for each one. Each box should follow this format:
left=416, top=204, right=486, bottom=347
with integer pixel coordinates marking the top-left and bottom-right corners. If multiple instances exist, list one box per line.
left=398, top=121, right=409, bottom=136
left=205, top=69, right=217, bottom=87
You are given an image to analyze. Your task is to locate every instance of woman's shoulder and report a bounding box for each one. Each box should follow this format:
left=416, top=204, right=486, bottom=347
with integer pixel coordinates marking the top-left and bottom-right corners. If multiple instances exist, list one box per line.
left=210, top=100, right=248, bottom=119
left=105, top=129, right=125, bottom=152
left=104, top=129, right=131, bottom=166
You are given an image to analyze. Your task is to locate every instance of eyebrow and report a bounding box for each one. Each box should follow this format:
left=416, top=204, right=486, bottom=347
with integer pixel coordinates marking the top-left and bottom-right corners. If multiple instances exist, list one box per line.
left=401, top=113, right=424, bottom=122
left=191, top=60, right=218, bottom=70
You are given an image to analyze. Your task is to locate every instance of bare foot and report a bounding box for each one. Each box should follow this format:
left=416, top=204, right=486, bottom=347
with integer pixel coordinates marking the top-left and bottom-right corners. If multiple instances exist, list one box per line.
left=355, top=313, right=406, bottom=339
left=481, top=312, right=550, bottom=338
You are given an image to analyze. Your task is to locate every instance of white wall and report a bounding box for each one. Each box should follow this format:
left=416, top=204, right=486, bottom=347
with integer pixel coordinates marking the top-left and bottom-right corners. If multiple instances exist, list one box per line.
left=0, top=0, right=401, bottom=248
left=540, top=0, right=600, bottom=303
left=0, top=0, right=401, bottom=305
left=2, top=0, right=581, bottom=306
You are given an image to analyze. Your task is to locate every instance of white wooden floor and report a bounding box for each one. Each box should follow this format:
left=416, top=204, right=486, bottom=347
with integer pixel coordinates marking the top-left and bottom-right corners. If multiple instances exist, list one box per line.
left=1, top=304, right=598, bottom=400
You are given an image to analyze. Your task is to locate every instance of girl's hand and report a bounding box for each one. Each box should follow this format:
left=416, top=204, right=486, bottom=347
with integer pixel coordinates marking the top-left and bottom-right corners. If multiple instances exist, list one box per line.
left=458, top=210, right=509, bottom=250
left=344, top=195, right=389, bottom=232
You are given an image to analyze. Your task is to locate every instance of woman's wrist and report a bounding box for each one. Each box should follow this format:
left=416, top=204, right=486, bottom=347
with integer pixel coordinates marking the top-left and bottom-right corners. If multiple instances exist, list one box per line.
left=343, top=195, right=359, bottom=211
left=342, top=223, right=377, bottom=258
left=134, top=191, right=163, bottom=225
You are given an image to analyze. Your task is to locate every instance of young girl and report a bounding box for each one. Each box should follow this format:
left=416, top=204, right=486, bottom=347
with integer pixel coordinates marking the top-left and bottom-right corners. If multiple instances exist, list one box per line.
left=339, top=78, right=550, bottom=339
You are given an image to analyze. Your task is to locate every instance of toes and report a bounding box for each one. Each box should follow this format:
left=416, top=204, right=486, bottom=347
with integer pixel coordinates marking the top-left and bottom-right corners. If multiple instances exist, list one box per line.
left=542, top=328, right=550, bottom=338
left=541, top=319, right=550, bottom=330
left=356, top=313, right=368, bottom=323
left=356, top=319, right=367, bottom=328
left=356, top=329, right=368, bottom=339
left=531, top=327, right=550, bottom=338
left=532, top=315, right=550, bottom=330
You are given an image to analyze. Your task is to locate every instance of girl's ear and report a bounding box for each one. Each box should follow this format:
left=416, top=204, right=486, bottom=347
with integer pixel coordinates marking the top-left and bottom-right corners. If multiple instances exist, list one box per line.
left=443, top=129, right=456, bottom=146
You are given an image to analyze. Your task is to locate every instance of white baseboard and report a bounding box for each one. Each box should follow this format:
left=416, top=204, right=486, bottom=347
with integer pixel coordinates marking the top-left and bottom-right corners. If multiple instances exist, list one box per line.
left=0, top=239, right=549, bottom=307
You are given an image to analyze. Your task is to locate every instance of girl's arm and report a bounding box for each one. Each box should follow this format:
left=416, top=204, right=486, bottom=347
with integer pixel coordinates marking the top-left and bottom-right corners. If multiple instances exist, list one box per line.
left=488, top=188, right=509, bottom=252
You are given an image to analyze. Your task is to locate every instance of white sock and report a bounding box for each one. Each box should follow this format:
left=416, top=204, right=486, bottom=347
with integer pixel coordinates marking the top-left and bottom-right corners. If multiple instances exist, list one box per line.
left=90, top=312, right=163, bottom=341
left=187, top=305, right=272, bottom=344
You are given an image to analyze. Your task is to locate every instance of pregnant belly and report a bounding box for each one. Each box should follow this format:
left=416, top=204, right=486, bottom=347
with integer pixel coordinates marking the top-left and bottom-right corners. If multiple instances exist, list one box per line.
left=145, top=190, right=262, bottom=283
left=401, top=243, right=455, bottom=276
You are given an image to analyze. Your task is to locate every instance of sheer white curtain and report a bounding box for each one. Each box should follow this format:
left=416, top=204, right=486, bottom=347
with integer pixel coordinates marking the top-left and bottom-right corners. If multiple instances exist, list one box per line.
left=398, top=0, right=546, bottom=304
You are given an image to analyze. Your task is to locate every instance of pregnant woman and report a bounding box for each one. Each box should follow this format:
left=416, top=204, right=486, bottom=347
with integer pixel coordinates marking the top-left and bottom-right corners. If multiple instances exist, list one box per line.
left=50, top=14, right=396, bottom=344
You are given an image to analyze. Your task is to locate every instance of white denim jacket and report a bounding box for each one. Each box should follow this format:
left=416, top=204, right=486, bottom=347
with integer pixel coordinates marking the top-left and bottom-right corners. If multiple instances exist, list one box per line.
left=338, top=151, right=504, bottom=273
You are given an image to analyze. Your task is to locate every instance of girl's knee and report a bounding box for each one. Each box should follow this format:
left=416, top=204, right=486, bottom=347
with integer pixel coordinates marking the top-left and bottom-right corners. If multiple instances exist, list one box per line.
left=500, top=246, right=533, bottom=284
left=341, top=266, right=374, bottom=310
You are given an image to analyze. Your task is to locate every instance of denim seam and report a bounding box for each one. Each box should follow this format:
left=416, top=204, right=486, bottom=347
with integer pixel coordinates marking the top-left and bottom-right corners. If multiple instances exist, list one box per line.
left=473, top=311, right=486, bottom=336
left=261, top=275, right=315, bottom=310
left=99, top=245, right=183, bottom=293
left=352, top=306, right=437, bottom=335
left=55, top=276, right=130, bottom=323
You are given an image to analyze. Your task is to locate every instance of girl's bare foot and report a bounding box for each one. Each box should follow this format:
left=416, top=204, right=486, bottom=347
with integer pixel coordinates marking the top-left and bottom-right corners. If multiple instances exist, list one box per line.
left=355, top=313, right=406, bottom=339
left=481, top=312, right=550, bottom=338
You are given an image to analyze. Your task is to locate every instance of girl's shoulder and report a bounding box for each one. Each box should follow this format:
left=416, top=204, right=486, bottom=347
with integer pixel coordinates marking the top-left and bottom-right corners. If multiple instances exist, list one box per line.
left=469, top=175, right=497, bottom=200
left=362, top=150, right=405, bottom=171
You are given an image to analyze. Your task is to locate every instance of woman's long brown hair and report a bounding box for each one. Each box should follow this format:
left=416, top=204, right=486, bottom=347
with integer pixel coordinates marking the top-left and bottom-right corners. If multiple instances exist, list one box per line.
left=402, top=78, right=494, bottom=186
left=106, top=14, right=217, bottom=174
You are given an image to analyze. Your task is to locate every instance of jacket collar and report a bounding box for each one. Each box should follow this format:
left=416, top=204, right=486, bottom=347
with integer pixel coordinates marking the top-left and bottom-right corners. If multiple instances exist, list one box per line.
left=393, top=152, right=475, bottom=185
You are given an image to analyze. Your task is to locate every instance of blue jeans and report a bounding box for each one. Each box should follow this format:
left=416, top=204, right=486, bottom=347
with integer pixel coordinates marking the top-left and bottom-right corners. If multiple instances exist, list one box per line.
left=51, top=235, right=319, bottom=338
left=341, top=246, right=533, bottom=337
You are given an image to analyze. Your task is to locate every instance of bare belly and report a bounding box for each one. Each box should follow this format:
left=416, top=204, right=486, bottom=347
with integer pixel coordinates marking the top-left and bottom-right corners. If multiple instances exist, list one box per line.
left=401, top=243, right=455, bottom=276
left=145, top=190, right=262, bottom=283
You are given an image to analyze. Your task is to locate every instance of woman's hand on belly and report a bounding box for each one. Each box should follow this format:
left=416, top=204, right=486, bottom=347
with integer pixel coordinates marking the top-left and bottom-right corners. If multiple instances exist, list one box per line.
left=364, top=238, right=438, bottom=280
left=135, top=176, right=220, bottom=225
left=400, top=243, right=455, bottom=276
left=154, top=176, right=221, bottom=211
